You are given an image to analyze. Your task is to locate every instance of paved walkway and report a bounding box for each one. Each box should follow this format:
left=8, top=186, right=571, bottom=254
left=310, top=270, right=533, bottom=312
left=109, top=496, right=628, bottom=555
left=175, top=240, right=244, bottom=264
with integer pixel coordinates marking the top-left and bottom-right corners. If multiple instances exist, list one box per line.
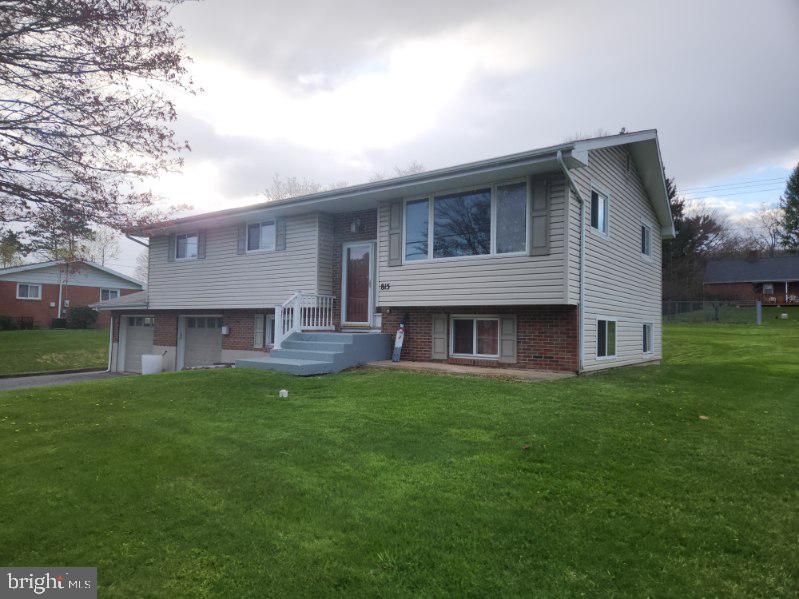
left=0, top=371, right=130, bottom=391
left=367, top=361, right=574, bottom=381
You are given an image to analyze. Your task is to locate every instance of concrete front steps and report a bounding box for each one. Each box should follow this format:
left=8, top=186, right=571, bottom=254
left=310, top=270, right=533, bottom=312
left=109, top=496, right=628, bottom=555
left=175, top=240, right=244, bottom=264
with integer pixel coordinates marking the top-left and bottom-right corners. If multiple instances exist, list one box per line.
left=235, top=332, right=393, bottom=376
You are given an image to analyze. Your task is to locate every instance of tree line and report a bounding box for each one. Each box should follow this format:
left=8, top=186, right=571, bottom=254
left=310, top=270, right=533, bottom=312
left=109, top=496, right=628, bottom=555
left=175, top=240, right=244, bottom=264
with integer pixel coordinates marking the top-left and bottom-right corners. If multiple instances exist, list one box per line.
left=663, top=162, right=799, bottom=300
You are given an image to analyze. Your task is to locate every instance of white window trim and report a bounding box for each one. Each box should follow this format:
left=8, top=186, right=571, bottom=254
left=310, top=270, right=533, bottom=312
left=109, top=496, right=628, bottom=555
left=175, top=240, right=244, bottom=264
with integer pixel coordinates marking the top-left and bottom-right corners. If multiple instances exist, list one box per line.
left=762, top=283, right=774, bottom=295
left=246, top=220, right=276, bottom=253
left=596, top=316, right=618, bottom=360
left=640, top=220, right=653, bottom=259
left=589, top=183, right=611, bottom=238
left=16, top=282, right=41, bottom=300
left=401, top=178, right=530, bottom=265
left=100, top=288, right=120, bottom=301
left=642, top=322, right=654, bottom=354
left=449, top=315, right=500, bottom=360
left=175, top=232, right=200, bottom=261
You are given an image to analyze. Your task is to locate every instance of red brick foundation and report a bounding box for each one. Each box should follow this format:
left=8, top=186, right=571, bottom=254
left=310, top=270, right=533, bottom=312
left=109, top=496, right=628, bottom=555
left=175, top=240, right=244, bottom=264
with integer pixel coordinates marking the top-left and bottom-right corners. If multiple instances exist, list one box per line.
left=381, top=305, right=579, bottom=372
left=111, top=309, right=273, bottom=353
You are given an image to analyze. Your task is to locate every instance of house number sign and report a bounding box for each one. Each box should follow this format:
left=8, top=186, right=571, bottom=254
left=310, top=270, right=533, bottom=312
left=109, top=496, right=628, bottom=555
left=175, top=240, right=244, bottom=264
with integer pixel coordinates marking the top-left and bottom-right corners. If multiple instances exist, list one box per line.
left=380, top=282, right=391, bottom=290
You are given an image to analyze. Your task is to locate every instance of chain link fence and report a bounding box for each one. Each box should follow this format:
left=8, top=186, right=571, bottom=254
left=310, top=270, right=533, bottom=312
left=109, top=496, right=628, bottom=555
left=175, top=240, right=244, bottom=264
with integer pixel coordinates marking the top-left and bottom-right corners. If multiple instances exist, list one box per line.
left=662, top=300, right=758, bottom=324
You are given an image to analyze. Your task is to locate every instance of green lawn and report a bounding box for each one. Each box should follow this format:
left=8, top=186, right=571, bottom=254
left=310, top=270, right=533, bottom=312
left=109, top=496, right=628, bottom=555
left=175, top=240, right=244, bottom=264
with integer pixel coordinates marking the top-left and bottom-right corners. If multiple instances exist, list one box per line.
left=0, top=321, right=797, bottom=597
left=0, top=329, right=108, bottom=376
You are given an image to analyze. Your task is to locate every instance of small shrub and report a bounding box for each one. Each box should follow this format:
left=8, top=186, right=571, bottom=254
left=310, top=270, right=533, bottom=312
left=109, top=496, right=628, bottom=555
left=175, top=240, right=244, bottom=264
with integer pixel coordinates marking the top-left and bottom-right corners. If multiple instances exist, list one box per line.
left=66, top=307, right=99, bottom=329
left=50, top=318, right=67, bottom=329
left=0, top=315, right=17, bottom=331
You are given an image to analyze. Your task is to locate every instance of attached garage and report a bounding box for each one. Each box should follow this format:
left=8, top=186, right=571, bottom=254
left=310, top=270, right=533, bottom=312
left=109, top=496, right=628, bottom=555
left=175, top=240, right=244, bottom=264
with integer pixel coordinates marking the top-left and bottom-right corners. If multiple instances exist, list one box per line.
left=122, top=316, right=155, bottom=373
left=182, top=316, right=222, bottom=368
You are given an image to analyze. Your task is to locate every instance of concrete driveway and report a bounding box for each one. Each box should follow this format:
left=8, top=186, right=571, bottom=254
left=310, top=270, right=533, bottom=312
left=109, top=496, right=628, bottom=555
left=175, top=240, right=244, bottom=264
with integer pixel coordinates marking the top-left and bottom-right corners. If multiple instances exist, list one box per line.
left=0, top=371, right=131, bottom=392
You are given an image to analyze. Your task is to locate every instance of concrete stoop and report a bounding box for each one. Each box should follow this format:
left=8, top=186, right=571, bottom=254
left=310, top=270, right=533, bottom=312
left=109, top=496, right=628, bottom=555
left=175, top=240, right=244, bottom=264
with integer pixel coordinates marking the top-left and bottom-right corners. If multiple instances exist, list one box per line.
left=235, top=332, right=392, bottom=376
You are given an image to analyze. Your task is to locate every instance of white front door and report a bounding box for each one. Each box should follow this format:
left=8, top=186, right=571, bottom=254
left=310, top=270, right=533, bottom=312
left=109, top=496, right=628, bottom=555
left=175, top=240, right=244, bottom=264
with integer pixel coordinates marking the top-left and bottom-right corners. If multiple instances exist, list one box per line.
left=341, top=241, right=375, bottom=325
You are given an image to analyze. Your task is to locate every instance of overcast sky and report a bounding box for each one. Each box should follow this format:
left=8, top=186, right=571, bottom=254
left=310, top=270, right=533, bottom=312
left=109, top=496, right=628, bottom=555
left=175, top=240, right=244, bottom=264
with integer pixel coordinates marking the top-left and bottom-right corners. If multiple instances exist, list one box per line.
left=114, top=0, right=799, bottom=277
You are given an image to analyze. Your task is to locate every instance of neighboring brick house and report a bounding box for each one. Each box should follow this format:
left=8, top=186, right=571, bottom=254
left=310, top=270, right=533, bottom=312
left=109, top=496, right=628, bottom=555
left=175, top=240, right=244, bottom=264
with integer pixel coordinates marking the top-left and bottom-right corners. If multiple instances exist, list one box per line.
left=95, top=130, right=674, bottom=375
left=703, top=255, right=799, bottom=305
left=0, top=260, right=143, bottom=328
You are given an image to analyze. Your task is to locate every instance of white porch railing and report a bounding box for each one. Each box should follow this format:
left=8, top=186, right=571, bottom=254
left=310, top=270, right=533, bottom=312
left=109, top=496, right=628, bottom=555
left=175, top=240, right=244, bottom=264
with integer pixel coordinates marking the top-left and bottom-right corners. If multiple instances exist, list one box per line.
left=274, top=291, right=335, bottom=349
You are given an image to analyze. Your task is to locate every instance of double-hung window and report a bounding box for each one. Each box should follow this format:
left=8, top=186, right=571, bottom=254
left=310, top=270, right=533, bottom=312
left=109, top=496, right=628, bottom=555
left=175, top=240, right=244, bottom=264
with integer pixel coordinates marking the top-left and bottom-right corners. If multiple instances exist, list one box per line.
left=642, top=323, right=653, bottom=353
left=100, top=288, right=119, bottom=301
left=590, top=190, right=609, bottom=234
left=763, top=283, right=774, bottom=295
left=247, top=221, right=276, bottom=252
left=403, top=181, right=529, bottom=262
left=175, top=233, right=199, bottom=260
left=16, top=283, right=41, bottom=300
left=450, top=317, right=499, bottom=358
left=597, top=319, right=616, bottom=358
left=641, top=223, right=652, bottom=256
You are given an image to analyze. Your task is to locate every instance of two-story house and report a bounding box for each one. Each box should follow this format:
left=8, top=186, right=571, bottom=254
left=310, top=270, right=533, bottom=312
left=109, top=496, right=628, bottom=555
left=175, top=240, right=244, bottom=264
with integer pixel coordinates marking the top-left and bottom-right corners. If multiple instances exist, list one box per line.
left=95, top=130, right=674, bottom=375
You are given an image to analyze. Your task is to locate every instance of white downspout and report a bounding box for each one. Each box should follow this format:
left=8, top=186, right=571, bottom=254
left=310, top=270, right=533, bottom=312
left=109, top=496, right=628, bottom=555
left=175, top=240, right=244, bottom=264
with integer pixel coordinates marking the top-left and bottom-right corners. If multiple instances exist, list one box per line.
left=557, top=150, right=586, bottom=373
left=107, top=314, right=114, bottom=372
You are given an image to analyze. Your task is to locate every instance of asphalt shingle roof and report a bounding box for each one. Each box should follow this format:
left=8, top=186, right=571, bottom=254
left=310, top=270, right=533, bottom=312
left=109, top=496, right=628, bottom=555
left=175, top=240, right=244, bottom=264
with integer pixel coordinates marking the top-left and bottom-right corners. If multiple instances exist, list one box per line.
left=704, top=255, right=799, bottom=283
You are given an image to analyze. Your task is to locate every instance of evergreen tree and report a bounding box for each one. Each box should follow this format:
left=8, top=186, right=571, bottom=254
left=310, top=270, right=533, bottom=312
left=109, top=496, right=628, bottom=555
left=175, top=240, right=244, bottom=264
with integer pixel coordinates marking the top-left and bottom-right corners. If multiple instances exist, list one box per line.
left=779, top=162, right=799, bottom=253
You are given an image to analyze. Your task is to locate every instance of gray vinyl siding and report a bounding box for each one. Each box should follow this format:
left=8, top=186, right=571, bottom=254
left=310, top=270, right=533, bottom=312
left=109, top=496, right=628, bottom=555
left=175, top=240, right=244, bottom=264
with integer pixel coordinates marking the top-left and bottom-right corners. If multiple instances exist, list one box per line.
left=568, top=146, right=663, bottom=371
left=0, top=264, right=141, bottom=289
left=375, top=174, right=569, bottom=307
left=147, top=213, right=322, bottom=309
left=316, top=213, right=335, bottom=296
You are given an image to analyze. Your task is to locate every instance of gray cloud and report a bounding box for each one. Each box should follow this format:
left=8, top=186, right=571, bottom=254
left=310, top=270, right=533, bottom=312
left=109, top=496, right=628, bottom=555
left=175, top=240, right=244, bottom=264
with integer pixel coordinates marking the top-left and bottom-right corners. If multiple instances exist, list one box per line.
left=170, top=0, right=799, bottom=190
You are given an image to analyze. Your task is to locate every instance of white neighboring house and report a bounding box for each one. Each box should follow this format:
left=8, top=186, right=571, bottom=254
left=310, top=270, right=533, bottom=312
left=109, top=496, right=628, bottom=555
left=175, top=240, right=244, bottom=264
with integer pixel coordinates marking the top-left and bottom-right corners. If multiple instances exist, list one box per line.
left=95, top=130, right=673, bottom=375
left=0, top=260, right=143, bottom=328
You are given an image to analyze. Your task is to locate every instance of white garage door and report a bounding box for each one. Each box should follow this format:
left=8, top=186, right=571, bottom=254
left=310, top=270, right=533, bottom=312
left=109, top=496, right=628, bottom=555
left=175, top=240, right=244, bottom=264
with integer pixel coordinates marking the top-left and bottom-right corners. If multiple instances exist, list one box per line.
left=124, top=316, right=155, bottom=373
left=184, top=316, right=222, bottom=368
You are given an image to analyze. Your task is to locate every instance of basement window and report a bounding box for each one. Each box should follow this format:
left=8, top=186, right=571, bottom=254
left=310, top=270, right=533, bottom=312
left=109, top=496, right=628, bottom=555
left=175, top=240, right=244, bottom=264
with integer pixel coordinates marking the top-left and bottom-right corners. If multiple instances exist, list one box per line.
left=16, top=283, right=41, bottom=300
left=597, top=319, right=616, bottom=358
left=450, top=317, right=499, bottom=358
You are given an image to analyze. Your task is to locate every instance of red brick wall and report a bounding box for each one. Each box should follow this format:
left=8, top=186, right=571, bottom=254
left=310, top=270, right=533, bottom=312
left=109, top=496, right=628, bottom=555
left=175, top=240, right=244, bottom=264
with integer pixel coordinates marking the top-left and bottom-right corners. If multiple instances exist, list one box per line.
left=0, top=281, right=137, bottom=327
left=330, top=209, right=378, bottom=328
left=703, top=282, right=755, bottom=301
left=111, top=309, right=273, bottom=352
left=381, top=305, right=579, bottom=372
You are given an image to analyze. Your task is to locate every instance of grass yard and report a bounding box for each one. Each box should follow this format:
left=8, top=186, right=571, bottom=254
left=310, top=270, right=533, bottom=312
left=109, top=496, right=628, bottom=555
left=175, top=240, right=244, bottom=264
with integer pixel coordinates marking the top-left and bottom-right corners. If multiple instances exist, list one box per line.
left=0, top=320, right=797, bottom=597
left=0, top=329, right=108, bottom=376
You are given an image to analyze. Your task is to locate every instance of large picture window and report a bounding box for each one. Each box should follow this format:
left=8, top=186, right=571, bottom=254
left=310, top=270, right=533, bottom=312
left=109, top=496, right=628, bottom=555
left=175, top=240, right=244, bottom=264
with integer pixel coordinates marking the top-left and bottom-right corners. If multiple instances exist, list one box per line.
left=450, top=317, right=499, bottom=358
left=175, top=233, right=198, bottom=260
left=402, top=181, right=531, bottom=262
left=404, top=199, right=429, bottom=261
left=247, top=221, right=276, bottom=252
left=434, top=189, right=491, bottom=258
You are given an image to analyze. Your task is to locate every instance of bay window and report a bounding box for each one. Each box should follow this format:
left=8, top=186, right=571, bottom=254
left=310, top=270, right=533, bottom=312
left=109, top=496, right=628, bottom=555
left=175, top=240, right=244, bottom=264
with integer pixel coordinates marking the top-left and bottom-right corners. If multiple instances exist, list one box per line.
left=450, top=316, right=499, bottom=358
